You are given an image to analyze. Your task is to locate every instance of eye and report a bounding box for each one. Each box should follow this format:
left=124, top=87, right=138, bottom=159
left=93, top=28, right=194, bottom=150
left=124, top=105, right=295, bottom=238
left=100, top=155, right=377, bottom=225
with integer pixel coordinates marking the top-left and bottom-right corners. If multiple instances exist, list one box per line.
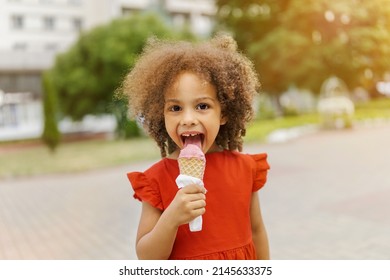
left=196, top=103, right=209, bottom=110
left=169, top=105, right=182, bottom=112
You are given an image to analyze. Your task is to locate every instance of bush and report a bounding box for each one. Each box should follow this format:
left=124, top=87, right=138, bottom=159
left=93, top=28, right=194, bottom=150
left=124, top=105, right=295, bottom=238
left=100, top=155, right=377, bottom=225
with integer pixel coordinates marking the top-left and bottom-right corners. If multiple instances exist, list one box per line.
left=41, top=71, right=61, bottom=151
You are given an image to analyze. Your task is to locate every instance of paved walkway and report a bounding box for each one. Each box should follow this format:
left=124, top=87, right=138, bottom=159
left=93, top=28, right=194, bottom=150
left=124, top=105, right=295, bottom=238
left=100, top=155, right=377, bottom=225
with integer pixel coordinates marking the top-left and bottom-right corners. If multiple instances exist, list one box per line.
left=1, top=123, right=390, bottom=259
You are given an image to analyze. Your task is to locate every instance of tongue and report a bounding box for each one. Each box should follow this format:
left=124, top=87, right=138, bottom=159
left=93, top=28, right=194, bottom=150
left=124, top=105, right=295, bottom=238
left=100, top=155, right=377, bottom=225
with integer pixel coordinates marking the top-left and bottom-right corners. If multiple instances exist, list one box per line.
left=183, top=135, right=202, bottom=149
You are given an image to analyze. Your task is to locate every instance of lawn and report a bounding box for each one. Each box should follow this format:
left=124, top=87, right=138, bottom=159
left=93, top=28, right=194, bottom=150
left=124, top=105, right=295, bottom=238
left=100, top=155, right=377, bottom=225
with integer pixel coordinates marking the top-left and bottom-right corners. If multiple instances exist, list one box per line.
left=0, top=138, right=160, bottom=179
left=246, top=97, right=390, bottom=142
left=245, top=113, right=320, bottom=142
left=1, top=97, right=389, bottom=179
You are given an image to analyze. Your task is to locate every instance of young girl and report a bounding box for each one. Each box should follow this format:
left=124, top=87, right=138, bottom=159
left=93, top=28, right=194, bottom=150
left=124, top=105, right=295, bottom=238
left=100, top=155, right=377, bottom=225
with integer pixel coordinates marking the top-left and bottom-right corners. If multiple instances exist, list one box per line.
left=122, top=34, right=270, bottom=260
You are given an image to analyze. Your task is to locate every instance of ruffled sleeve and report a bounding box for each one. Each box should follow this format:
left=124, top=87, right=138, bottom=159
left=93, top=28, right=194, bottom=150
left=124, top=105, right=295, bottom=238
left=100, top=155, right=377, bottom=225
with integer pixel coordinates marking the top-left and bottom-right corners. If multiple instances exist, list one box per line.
left=249, top=153, right=270, bottom=192
left=127, top=172, right=163, bottom=210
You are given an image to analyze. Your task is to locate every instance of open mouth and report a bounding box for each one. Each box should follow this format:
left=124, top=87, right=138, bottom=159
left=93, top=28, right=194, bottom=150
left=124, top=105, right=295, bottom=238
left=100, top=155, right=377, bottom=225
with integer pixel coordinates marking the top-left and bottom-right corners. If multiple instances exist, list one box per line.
left=181, top=133, right=204, bottom=149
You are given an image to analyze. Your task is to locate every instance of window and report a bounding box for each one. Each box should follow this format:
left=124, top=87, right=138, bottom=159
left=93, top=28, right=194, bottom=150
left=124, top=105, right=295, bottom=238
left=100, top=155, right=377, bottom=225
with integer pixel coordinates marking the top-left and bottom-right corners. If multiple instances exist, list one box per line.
left=68, top=0, right=82, bottom=5
left=11, top=15, right=24, bottom=29
left=45, top=43, right=58, bottom=51
left=43, top=16, right=55, bottom=30
left=73, top=17, right=83, bottom=31
left=13, top=42, right=27, bottom=51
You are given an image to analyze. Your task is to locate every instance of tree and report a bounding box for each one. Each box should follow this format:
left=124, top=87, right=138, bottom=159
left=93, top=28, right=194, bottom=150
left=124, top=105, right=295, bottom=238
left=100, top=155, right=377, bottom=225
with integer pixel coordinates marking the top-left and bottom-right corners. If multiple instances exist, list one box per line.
left=215, top=0, right=390, bottom=96
left=42, top=70, right=61, bottom=152
left=51, top=12, right=194, bottom=138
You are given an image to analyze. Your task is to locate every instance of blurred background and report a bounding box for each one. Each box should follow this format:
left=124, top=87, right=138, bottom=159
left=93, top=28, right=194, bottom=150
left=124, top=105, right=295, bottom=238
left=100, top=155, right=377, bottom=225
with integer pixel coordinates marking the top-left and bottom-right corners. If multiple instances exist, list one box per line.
left=1, top=0, right=390, bottom=260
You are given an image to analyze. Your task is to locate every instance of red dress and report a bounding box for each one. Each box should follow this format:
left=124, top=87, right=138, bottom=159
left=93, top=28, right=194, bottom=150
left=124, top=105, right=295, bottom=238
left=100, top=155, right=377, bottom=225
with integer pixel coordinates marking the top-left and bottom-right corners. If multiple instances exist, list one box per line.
left=127, top=150, right=269, bottom=260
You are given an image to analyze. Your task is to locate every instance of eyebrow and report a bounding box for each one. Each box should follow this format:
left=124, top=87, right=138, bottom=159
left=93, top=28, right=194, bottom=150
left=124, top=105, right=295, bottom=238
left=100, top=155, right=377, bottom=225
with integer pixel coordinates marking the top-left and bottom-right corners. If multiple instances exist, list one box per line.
left=165, top=97, right=217, bottom=103
left=164, top=98, right=180, bottom=103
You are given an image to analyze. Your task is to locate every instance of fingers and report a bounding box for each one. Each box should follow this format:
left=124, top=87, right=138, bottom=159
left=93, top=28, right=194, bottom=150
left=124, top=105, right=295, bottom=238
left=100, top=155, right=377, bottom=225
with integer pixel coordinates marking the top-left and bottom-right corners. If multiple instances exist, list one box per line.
left=186, top=192, right=206, bottom=202
left=189, top=197, right=206, bottom=209
left=184, top=192, right=206, bottom=217
left=178, top=185, right=206, bottom=203
left=176, top=190, right=206, bottom=206
left=180, top=184, right=207, bottom=194
left=190, top=206, right=206, bottom=217
left=166, top=184, right=207, bottom=227
left=185, top=200, right=206, bottom=219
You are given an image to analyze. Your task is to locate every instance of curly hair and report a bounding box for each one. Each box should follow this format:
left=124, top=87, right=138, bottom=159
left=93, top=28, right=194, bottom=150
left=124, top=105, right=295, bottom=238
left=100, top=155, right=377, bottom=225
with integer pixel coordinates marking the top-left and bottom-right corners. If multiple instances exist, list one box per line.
left=121, top=34, right=260, bottom=157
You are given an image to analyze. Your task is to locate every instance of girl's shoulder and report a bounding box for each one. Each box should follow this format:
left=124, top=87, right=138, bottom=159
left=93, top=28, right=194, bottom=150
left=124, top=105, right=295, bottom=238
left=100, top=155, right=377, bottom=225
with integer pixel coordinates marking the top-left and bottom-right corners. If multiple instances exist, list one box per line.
left=134, top=157, right=178, bottom=182
left=127, top=158, right=178, bottom=210
left=206, top=150, right=270, bottom=191
left=207, top=149, right=268, bottom=165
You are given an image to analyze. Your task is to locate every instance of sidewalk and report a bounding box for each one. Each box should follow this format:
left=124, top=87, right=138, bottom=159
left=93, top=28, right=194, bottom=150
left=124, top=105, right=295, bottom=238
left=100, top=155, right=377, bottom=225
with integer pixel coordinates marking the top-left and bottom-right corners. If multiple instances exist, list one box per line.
left=0, top=163, right=146, bottom=259
left=1, top=123, right=390, bottom=259
left=255, top=123, right=390, bottom=259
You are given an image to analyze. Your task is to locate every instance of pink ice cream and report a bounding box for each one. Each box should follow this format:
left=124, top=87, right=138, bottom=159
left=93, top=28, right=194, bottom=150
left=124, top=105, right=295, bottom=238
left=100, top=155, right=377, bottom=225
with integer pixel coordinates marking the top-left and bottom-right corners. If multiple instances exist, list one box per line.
left=179, top=136, right=205, bottom=161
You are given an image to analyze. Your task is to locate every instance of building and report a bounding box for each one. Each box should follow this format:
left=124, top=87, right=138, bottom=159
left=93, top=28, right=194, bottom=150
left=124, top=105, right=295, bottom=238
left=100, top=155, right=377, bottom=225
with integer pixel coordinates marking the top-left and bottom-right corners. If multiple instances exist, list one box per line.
left=120, top=0, right=216, bottom=37
left=0, top=0, right=216, bottom=141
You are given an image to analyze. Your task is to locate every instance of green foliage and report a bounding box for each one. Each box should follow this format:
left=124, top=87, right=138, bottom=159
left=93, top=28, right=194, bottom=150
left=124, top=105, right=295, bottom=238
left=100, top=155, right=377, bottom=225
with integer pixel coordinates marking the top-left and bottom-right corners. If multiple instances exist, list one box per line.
left=51, top=12, right=195, bottom=138
left=255, top=94, right=277, bottom=120
left=110, top=97, right=141, bottom=138
left=41, top=71, right=61, bottom=152
left=215, top=0, right=390, bottom=96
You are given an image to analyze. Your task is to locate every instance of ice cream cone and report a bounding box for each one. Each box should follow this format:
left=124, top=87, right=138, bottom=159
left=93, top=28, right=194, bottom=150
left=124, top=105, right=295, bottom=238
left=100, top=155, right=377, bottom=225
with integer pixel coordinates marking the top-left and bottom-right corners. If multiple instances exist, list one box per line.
left=178, top=157, right=205, bottom=180
left=176, top=138, right=206, bottom=232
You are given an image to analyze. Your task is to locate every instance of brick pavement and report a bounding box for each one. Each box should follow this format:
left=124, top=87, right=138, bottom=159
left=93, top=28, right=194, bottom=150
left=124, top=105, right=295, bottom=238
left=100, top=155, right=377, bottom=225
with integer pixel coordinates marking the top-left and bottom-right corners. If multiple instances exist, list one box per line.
left=1, top=123, right=389, bottom=259
left=254, top=122, right=390, bottom=259
left=0, top=163, right=147, bottom=259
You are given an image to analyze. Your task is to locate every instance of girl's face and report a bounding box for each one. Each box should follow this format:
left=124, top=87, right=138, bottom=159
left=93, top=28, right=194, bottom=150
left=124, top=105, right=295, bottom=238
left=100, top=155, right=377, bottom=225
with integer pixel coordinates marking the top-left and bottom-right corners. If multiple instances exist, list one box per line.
left=164, top=71, right=227, bottom=156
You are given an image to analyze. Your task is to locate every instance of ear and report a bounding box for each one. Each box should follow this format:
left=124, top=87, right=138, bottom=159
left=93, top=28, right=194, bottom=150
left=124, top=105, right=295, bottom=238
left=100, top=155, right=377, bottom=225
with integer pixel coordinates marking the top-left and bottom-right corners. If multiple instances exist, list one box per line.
left=220, top=115, right=228, bottom=125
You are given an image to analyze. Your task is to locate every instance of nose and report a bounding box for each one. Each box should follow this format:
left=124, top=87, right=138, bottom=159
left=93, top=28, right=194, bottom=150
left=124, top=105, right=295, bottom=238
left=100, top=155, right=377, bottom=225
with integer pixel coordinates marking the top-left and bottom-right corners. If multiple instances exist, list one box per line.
left=180, top=109, right=198, bottom=126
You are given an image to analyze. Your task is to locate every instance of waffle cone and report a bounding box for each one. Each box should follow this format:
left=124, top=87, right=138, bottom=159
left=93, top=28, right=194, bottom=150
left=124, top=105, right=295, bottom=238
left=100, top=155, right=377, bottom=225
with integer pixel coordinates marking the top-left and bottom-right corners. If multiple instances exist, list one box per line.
left=178, top=157, right=205, bottom=179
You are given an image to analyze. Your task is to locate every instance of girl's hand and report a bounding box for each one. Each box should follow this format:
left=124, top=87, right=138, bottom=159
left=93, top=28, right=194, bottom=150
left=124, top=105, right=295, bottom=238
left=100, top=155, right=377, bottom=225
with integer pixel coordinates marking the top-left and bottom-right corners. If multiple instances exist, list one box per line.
left=135, top=185, right=205, bottom=260
left=165, top=184, right=206, bottom=228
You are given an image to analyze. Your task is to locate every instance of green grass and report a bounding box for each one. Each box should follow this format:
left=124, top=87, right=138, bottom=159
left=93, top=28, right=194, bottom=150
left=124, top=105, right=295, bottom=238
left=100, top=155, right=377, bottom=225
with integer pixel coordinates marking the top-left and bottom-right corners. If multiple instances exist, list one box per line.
left=0, top=138, right=160, bottom=179
left=354, top=98, right=390, bottom=120
left=245, top=113, right=320, bottom=142
left=1, top=97, right=389, bottom=179
left=246, top=97, right=390, bottom=142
